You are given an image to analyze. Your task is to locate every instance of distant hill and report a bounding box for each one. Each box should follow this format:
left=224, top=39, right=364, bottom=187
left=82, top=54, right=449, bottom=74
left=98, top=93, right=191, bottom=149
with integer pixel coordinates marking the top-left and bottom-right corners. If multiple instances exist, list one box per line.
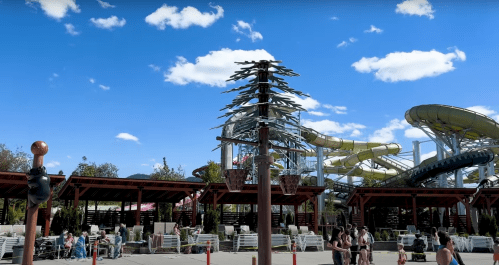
left=127, top=174, right=151, bottom=179
left=185, top=176, right=203, bottom=182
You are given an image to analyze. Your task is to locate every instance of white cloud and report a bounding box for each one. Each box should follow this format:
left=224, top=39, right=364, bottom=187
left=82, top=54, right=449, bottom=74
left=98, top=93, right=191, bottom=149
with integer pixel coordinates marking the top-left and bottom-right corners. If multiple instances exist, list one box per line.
left=90, top=16, right=126, bottom=30
left=116, top=132, right=139, bottom=142
left=350, top=129, right=362, bottom=137
left=145, top=3, right=223, bottom=30
left=153, top=163, right=162, bottom=169
left=53, top=73, right=59, bottom=77
left=349, top=37, right=357, bottom=43
left=324, top=105, right=347, bottom=114
left=331, top=16, right=339, bottom=20
left=337, top=41, right=347, bottom=48
left=404, top=127, right=429, bottom=138
left=149, top=64, right=161, bottom=72
left=27, top=0, right=80, bottom=20
left=64, top=23, right=80, bottom=35
left=364, top=25, right=383, bottom=33
left=368, top=119, right=409, bottom=143
left=396, top=0, right=435, bottom=19
left=308, top=111, right=329, bottom=117
left=232, top=20, right=263, bottom=42
left=421, top=150, right=437, bottom=161
left=96, top=0, right=115, bottom=8
left=351, top=48, right=466, bottom=82
left=67, top=155, right=71, bottom=159
left=164, top=48, right=275, bottom=87
left=302, top=119, right=366, bottom=136
left=89, top=78, right=95, bottom=84
left=281, top=93, right=320, bottom=111
left=141, top=164, right=149, bottom=166
left=46, top=161, right=61, bottom=168
left=99, top=84, right=110, bottom=90
left=236, top=38, right=241, bottom=42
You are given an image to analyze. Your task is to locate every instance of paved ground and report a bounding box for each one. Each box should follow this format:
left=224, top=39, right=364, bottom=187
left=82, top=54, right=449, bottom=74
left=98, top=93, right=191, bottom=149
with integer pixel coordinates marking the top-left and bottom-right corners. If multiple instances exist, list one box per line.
left=0, top=251, right=492, bottom=265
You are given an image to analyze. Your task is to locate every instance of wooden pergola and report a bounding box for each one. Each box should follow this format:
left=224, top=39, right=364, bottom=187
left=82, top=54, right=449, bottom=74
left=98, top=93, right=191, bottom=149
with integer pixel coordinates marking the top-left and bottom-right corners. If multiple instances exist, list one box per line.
left=0, top=171, right=66, bottom=236
left=471, top=188, right=499, bottom=216
left=198, top=183, right=325, bottom=233
left=58, top=176, right=206, bottom=226
left=346, top=187, right=477, bottom=233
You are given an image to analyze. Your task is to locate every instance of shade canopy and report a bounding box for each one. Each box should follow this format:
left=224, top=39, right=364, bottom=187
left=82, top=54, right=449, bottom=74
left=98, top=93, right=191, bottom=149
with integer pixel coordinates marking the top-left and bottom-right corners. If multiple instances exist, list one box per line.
left=0, top=171, right=65, bottom=199
left=58, top=175, right=206, bottom=203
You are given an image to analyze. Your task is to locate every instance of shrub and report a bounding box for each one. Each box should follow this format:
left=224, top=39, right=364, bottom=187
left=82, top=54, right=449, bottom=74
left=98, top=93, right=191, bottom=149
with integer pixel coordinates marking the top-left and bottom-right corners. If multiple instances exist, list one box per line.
left=479, top=214, right=498, bottom=237
left=381, top=230, right=390, bottom=241
left=394, top=231, right=400, bottom=239
left=50, top=207, right=83, bottom=236
left=286, top=214, right=294, bottom=227
left=180, top=229, right=188, bottom=241
left=374, top=232, right=381, bottom=241
left=6, top=206, right=22, bottom=225
left=298, top=229, right=302, bottom=234
left=218, top=232, right=224, bottom=241
left=134, top=230, right=141, bottom=241
left=203, top=209, right=219, bottom=234
left=463, top=233, right=469, bottom=238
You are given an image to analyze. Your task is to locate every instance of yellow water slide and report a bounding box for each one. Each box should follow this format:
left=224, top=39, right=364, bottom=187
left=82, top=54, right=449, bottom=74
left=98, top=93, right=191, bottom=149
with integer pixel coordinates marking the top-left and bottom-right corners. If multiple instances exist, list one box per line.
left=301, top=131, right=404, bottom=179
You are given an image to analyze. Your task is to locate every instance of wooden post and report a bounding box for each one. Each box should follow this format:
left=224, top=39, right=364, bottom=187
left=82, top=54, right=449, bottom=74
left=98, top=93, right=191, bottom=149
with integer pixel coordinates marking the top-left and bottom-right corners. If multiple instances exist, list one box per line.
left=121, top=201, right=125, bottom=223
left=84, top=200, right=89, bottom=224
left=294, top=204, right=298, bottom=226
left=73, top=184, right=81, bottom=209
left=429, top=207, right=433, bottom=225
left=136, top=187, right=143, bottom=226
left=155, top=201, right=159, bottom=222
left=1, top=198, right=8, bottom=225
left=464, top=198, right=471, bottom=234
left=213, top=190, right=218, bottom=210
left=22, top=141, right=48, bottom=265
left=486, top=195, right=492, bottom=215
left=192, top=190, right=197, bottom=227
left=314, top=194, right=318, bottom=234
left=280, top=205, right=283, bottom=220
left=220, top=204, right=224, bottom=224
left=44, top=186, right=53, bottom=236
left=360, top=196, right=365, bottom=227
left=412, top=194, right=417, bottom=229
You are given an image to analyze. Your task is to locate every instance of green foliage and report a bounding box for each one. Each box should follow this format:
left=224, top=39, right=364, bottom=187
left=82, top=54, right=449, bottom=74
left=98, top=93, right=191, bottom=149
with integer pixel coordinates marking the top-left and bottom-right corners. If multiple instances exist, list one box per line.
left=50, top=207, right=83, bottom=236
left=479, top=214, right=498, bottom=238
left=159, top=202, right=173, bottom=222
left=203, top=209, right=219, bottom=234
left=35, top=232, right=42, bottom=239
left=361, top=174, right=384, bottom=187
left=381, top=230, right=390, bottom=241
left=374, top=232, right=381, bottom=241
left=132, top=230, right=140, bottom=241
left=200, top=161, right=223, bottom=184
left=150, top=157, right=185, bottom=181
left=218, top=232, right=224, bottom=241
left=394, top=231, right=400, bottom=239
left=72, top=156, right=119, bottom=178
left=463, top=233, right=469, bottom=238
left=285, top=213, right=294, bottom=227
left=6, top=206, right=23, bottom=225
left=180, top=229, right=188, bottom=241
left=0, top=144, right=32, bottom=172
left=298, top=229, right=302, bottom=234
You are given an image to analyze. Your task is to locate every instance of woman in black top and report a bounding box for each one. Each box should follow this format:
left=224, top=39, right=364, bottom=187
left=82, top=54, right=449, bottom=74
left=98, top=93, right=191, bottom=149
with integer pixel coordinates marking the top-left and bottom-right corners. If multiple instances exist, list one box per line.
left=329, top=227, right=347, bottom=265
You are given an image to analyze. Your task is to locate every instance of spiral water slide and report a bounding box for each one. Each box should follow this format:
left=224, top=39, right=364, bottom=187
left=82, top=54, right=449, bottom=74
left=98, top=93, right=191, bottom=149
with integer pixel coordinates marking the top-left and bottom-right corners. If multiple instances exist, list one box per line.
left=383, top=104, right=499, bottom=187
left=301, top=131, right=405, bottom=178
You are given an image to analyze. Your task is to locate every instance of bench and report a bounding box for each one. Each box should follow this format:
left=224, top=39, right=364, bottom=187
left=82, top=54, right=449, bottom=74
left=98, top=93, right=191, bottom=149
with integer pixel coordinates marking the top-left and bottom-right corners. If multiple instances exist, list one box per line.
left=234, top=234, right=258, bottom=252
left=271, top=234, right=291, bottom=251
left=295, top=235, right=323, bottom=251
left=189, top=234, right=219, bottom=252
left=469, top=236, right=494, bottom=252
left=148, top=235, right=180, bottom=254
left=219, top=225, right=234, bottom=240
left=288, top=225, right=298, bottom=236
left=0, top=237, right=25, bottom=259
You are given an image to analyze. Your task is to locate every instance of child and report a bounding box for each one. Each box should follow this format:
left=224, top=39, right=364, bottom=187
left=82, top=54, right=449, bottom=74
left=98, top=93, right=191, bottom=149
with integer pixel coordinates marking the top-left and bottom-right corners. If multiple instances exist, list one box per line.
left=494, top=239, right=499, bottom=265
left=397, top=243, right=407, bottom=265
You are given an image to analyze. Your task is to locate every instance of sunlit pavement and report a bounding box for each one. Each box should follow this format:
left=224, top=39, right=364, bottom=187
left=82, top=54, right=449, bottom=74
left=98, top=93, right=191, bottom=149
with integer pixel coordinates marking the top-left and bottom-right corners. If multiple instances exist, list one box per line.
left=0, top=251, right=492, bottom=265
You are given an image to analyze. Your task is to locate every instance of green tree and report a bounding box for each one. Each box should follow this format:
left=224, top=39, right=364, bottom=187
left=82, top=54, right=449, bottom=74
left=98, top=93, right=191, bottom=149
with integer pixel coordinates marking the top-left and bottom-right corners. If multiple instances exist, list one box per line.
left=150, top=157, right=184, bottom=181
left=0, top=143, right=32, bottom=172
left=200, top=161, right=223, bottom=184
left=72, top=156, right=119, bottom=178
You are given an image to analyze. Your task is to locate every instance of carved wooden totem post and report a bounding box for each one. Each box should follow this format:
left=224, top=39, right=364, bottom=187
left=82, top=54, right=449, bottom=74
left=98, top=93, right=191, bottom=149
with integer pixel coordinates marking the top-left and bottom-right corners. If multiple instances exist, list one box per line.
left=22, top=141, right=51, bottom=265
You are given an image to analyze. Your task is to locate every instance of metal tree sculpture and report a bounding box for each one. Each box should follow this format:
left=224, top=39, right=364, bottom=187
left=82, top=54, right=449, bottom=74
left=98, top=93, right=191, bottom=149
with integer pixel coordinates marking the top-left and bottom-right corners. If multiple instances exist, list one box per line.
left=215, top=60, right=309, bottom=265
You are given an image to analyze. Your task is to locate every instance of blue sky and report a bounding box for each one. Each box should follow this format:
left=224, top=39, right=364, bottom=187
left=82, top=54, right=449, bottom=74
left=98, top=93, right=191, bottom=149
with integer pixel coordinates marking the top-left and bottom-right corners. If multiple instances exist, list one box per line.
left=1, top=0, right=499, bottom=183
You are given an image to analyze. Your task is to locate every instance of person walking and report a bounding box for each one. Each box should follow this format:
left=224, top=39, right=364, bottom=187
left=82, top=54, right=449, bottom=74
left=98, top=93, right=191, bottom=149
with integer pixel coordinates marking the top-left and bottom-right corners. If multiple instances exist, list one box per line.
left=432, top=227, right=440, bottom=252
left=436, top=231, right=459, bottom=265
left=118, top=223, right=128, bottom=257
left=328, top=227, right=347, bottom=265
left=350, top=223, right=359, bottom=265
left=365, top=227, right=374, bottom=264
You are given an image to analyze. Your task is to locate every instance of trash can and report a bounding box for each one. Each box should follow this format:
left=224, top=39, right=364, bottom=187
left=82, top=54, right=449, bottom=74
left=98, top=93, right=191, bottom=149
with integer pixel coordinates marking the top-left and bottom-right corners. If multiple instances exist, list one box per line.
left=12, top=245, right=23, bottom=264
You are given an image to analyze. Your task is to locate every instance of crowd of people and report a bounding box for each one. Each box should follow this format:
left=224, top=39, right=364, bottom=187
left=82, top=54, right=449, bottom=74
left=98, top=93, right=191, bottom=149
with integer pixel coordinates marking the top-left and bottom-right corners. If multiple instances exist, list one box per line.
left=328, top=223, right=374, bottom=265
left=56, top=223, right=128, bottom=260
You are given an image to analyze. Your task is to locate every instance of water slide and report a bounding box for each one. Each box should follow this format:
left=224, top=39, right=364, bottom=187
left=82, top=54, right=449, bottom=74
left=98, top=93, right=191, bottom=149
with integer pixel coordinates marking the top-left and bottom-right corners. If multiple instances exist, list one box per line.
left=301, top=131, right=405, bottom=179
left=382, top=104, right=499, bottom=187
